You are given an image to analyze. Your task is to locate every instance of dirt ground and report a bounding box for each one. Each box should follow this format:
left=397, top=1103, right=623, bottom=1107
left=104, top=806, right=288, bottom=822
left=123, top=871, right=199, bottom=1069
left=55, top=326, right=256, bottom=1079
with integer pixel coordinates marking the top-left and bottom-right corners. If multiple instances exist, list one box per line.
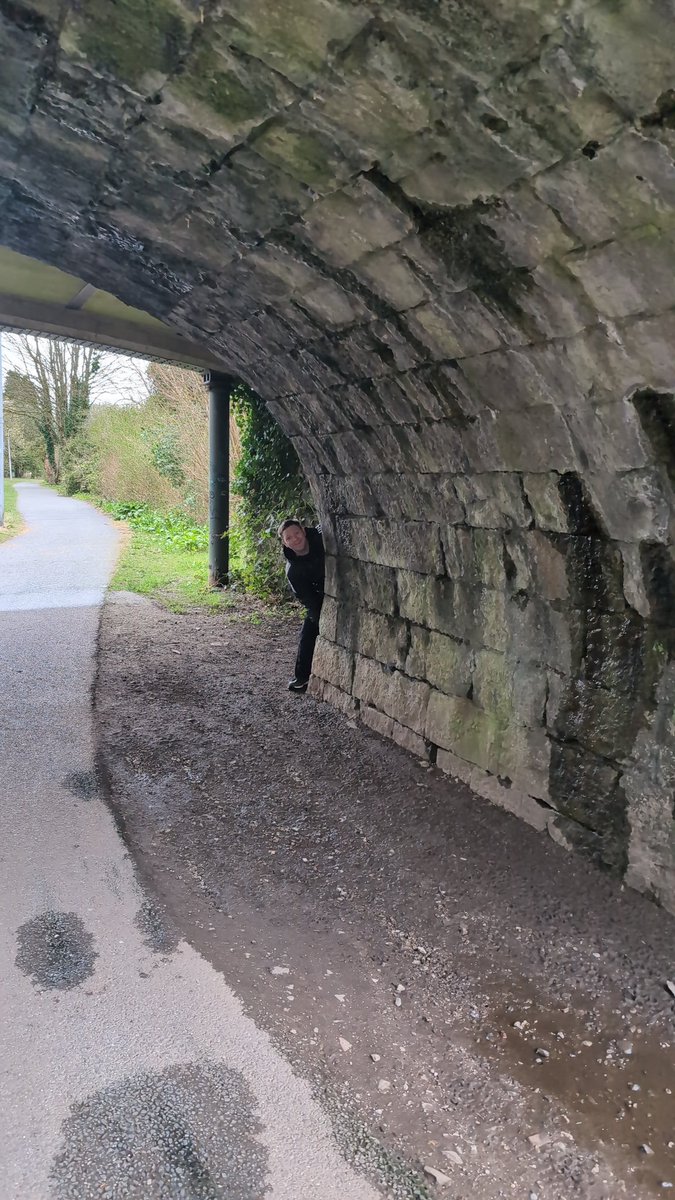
left=95, top=592, right=675, bottom=1200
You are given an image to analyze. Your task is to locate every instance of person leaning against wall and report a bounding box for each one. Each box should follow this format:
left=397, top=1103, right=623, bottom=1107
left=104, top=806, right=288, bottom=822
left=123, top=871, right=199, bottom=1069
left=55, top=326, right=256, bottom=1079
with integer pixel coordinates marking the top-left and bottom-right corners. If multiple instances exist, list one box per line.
left=278, top=518, right=325, bottom=693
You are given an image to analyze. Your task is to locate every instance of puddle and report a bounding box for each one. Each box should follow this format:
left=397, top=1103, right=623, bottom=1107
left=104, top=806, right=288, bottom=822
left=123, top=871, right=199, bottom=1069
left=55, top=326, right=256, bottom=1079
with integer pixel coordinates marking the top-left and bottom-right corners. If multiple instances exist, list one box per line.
left=475, top=990, right=675, bottom=1194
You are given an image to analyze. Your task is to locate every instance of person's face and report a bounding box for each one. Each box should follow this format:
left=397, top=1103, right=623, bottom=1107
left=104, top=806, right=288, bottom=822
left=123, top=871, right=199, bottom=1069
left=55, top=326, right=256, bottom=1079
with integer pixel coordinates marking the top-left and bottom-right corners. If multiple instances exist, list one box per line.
left=282, top=524, right=308, bottom=554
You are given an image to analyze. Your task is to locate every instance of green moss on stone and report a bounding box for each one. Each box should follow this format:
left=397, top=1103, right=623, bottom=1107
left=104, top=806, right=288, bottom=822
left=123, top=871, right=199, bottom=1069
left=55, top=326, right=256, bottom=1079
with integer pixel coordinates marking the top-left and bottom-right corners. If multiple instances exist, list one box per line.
left=69, top=0, right=191, bottom=85
left=254, top=123, right=341, bottom=191
left=176, top=45, right=267, bottom=126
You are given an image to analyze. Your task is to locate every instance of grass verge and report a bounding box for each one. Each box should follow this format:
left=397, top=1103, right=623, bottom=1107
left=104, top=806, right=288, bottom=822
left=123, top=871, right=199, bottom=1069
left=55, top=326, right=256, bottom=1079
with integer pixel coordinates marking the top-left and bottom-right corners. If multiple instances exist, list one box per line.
left=110, top=527, right=233, bottom=613
left=0, top=479, right=24, bottom=544
left=99, top=500, right=233, bottom=613
left=69, top=495, right=290, bottom=618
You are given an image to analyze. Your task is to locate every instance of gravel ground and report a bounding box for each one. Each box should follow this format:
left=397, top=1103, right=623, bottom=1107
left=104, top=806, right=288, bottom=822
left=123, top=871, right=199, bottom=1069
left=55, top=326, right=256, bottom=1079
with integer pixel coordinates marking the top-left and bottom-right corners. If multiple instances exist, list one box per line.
left=96, top=593, right=675, bottom=1200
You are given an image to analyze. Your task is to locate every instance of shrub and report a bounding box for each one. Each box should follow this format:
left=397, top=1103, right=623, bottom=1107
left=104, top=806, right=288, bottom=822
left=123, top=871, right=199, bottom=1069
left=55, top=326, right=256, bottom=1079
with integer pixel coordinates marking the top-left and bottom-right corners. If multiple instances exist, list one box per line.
left=231, top=385, right=311, bottom=600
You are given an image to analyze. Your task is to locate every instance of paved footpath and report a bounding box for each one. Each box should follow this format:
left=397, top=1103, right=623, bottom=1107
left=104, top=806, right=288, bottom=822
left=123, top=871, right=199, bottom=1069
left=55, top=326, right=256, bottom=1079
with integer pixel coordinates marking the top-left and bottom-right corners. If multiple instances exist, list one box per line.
left=0, top=482, right=379, bottom=1200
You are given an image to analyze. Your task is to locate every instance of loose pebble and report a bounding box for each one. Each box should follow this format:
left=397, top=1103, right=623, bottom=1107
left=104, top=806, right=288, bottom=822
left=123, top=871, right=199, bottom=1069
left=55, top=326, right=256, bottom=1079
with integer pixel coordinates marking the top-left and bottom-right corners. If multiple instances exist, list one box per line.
left=424, top=1165, right=451, bottom=1186
left=528, top=1132, right=552, bottom=1149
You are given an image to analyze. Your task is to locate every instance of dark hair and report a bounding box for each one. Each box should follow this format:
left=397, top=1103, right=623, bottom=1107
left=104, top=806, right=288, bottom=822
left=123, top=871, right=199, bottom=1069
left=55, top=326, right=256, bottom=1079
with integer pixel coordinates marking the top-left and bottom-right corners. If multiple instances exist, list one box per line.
left=277, top=518, right=304, bottom=539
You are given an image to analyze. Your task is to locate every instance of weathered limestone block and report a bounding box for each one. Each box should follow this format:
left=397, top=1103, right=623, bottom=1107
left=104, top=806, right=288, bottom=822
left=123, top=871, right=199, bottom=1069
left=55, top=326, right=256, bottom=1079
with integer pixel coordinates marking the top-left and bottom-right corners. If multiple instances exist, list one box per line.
left=397, top=570, right=435, bottom=628
left=584, top=469, right=672, bottom=544
left=301, top=176, right=413, bottom=267
left=460, top=584, right=509, bottom=652
left=336, top=516, right=444, bottom=575
left=582, top=610, right=648, bottom=695
left=221, top=0, right=370, bottom=88
left=360, top=704, right=429, bottom=758
left=471, top=649, right=512, bottom=716
left=557, top=677, right=645, bottom=761
left=623, top=665, right=675, bottom=915
left=398, top=573, right=500, bottom=646
left=319, top=596, right=339, bottom=642
left=405, top=293, right=505, bottom=360
left=548, top=742, right=624, bottom=867
left=391, top=720, right=428, bottom=758
left=403, top=421, right=472, bottom=475
left=425, top=691, right=502, bottom=773
left=367, top=472, right=464, bottom=525
left=523, top=473, right=571, bottom=534
left=514, top=261, right=597, bottom=340
left=406, top=627, right=472, bottom=696
left=620, top=312, right=675, bottom=391
left=565, top=0, right=675, bottom=114
left=523, top=531, right=568, bottom=604
left=479, top=183, right=577, bottom=268
left=471, top=649, right=548, bottom=728
left=360, top=703, right=393, bottom=739
left=329, top=557, right=398, bottom=615
left=252, top=110, right=361, bottom=191
left=311, top=637, right=354, bottom=693
left=533, top=131, right=675, bottom=246
left=297, top=278, right=372, bottom=328
left=353, top=655, right=430, bottom=735
left=309, top=677, right=359, bottom=714
left=618, top=543, right=652, bottom=619
left=337, top=606, right=408, bottom=669
left=442, top=527, right=505, bottom=589
left=497, top=723, right=551, bottom=802
left=354, top=246, right=430, bottom=310
left=391, top=112, right=530, bottom=209
left=438, top=750, right=550, bottom=832
left=314, top=16, right=437, bottom=150
left=565, top=228, right=675, bottom=321
left=458, top=346, right=557, bottom=414
left=453, top=474, right=532, bottom=529
left=332, top=320, right=423, bottom=379
left=506, top=594, right=572, bottom=674
left=61, top=0, right=198, bottom=91
left=492, top=406, right=579, bottom=474
left=328, top=428, right=396, bottom=475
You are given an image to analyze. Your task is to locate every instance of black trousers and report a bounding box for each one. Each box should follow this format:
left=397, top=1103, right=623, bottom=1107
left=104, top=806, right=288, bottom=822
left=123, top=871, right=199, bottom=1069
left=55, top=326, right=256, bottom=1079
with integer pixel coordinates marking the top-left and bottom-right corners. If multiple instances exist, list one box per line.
left=294, top=604, right=322, bottom=682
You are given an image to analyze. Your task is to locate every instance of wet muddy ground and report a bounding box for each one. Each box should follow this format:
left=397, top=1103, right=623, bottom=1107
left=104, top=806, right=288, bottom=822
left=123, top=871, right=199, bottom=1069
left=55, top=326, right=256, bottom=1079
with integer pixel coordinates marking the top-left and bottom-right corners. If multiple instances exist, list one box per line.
left=95, top=594, right=675, bottom=1200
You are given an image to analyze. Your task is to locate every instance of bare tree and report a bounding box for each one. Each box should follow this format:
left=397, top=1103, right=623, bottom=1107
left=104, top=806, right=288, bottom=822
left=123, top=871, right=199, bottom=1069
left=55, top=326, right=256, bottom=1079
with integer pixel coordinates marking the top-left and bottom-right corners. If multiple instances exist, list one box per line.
left=4, top=334, right=141, bottom=482
left=147, top=363, right=242, bottom=523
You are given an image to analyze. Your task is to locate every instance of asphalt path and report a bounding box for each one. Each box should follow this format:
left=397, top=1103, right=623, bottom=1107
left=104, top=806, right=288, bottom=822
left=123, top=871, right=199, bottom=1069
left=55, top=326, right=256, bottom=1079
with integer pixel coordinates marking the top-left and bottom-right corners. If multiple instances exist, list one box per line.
left=0, top=482, right=379, bottom=1200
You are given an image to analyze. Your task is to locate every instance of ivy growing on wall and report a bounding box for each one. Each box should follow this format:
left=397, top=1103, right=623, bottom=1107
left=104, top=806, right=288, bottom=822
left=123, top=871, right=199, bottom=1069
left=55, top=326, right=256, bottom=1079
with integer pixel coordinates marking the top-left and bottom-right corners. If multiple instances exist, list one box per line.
left=231, top=384, right=311, bottom=599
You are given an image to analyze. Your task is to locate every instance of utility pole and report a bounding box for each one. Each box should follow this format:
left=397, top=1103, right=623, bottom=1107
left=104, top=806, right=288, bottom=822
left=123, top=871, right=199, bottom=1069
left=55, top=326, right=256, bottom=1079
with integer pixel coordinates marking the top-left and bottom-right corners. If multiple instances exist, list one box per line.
left=0, top=332, right=4, bottom=525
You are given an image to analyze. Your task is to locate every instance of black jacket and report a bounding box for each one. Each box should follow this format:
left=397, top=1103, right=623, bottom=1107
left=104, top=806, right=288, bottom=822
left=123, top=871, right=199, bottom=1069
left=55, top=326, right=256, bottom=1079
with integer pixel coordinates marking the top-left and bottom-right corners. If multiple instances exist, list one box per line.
left=283, top=526, right=324, bottom=617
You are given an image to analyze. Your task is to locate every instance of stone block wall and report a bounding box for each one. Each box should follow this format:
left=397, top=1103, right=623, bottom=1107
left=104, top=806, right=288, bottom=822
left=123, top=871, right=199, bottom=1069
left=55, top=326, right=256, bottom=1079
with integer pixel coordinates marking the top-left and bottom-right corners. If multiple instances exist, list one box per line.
left=1, top=0, right=674, bottom=907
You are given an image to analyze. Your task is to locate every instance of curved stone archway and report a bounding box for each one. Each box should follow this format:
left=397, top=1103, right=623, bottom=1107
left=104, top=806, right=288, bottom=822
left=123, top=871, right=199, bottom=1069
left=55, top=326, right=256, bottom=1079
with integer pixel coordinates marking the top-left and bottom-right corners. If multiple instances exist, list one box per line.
left=2, top=0, right=674, bottom=906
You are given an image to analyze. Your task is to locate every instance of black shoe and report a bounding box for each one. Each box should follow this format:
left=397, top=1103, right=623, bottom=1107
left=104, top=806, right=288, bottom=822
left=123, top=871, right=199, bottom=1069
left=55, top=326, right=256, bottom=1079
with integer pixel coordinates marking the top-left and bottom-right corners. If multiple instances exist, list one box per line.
left=288, top=677, right=309, bottom=693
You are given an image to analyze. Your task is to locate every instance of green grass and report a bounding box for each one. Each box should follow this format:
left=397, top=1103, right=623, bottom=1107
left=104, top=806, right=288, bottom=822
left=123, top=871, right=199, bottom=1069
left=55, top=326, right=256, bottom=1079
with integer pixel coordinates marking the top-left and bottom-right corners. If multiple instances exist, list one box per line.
left=110, top=527, right=233, bottom=612
left=0, top=479, right=24, bottom=544
left=65, top=494, right=296, bottom=617
left=94, top=500, right=233, bottom=614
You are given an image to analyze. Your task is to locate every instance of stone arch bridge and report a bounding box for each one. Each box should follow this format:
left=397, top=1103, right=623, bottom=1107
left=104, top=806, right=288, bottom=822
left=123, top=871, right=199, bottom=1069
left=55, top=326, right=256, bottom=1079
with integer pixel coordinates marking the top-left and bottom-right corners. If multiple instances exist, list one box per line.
left=1, top=0, right=674, bottom=909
